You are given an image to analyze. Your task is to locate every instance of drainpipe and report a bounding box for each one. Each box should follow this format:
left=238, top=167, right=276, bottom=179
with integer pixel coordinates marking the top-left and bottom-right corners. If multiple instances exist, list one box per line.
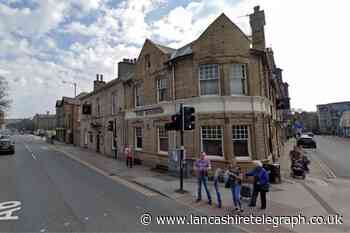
left=171, top=62, right=177, bottom=149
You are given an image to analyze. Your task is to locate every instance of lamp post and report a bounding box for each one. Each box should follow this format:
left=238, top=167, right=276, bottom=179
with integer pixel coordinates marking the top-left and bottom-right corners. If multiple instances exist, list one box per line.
left=62, top=80, right=77, bottom=97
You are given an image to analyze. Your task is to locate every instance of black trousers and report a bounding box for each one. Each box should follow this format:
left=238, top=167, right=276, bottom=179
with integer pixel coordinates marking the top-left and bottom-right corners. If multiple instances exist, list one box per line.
left=126, top=157, right=133, bottom=168
left=250, top=187, right=267, bottom=209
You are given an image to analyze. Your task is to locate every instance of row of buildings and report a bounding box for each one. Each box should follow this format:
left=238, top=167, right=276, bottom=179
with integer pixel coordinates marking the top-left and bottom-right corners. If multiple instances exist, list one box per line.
left=317, top=101, right=350, bottom=136
left=51, top=6, right=290, bottom=169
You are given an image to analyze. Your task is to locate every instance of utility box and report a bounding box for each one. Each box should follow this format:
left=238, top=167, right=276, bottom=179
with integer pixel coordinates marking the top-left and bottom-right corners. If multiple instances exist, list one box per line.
left=168, top=148, right=193, bottom=178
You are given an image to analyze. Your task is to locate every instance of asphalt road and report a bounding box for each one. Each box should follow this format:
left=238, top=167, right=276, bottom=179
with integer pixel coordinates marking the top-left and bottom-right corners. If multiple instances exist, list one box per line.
left=310, top=136, right=350, bottom=178
left=0, top=135, right=244, bottom=233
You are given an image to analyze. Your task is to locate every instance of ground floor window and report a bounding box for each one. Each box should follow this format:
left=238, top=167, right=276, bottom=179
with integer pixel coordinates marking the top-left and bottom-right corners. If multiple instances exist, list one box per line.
left=158, top=126, right=168, bottom=153
left=232, top=125, right=250, bottom=158
left=201, top=126, right=223, bottom=156
left=135, top=127, right=143, bottom=150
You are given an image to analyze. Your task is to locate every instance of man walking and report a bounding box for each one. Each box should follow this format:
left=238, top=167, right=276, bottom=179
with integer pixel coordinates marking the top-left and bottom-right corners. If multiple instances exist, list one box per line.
left=194, top=152, right=212, bottom=205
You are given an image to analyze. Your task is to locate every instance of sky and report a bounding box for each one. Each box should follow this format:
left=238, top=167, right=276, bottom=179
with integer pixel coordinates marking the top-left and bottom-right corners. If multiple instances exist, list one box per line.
left=0, top=0, right=349, bottom=118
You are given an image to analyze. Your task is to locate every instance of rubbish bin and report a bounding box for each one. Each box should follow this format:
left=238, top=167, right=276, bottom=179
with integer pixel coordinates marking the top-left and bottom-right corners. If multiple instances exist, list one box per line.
left=263, top=163, right=281, bottom=184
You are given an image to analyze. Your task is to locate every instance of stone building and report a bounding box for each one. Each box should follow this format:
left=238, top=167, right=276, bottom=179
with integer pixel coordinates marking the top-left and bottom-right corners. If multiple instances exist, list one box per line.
left=79, top=60, right=135, bottom=157
left=33, top=112, right=56, bottom=131
left=317, top=101, right=350, bottom=135
left=123, top=6, right=288, bottom=169
left=56, top=93, right=87, bottom=145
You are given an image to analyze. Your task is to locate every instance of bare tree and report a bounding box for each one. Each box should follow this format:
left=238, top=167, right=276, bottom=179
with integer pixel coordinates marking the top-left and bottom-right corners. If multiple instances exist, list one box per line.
left=0, top=76, right=11, bottom=111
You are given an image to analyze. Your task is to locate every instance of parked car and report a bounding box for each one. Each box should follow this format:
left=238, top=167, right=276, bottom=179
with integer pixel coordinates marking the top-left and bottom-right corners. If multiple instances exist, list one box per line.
left=297, top=135, right=316, bottom=149
left=0, top=135, right=15, bottom=155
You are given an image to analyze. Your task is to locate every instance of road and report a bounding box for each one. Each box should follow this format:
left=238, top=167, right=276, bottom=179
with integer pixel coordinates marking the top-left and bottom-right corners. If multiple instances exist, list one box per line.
left=0, top=135, right=243, bottom=232
left=310, top=136, right=350, bottom=179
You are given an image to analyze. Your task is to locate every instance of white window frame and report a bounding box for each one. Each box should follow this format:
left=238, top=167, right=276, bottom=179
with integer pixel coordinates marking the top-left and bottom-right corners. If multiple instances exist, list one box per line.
left=158, top=126, right=168, bottom=154
left=156, top=79, right=168, bottom=103
left=84, top=129, right=88, bottom=145
left=135, top=127, right=143, bottom=151
left=198, top=64, right=220, bottom=96
left=230, top=63, right=248, bottom=96
left=200, top=126, right=224, bottom=159
left=134, top=86, right=143, bottom=107
left=232, top=125, right=251, bottom=160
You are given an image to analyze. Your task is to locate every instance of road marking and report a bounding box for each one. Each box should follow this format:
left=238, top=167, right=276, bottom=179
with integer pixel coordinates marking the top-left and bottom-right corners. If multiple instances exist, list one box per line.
left=310, top=152, right=337, bottom=179
left=49, top=146, right=158, bottom=197
left=0, top=201, right=21, bottom=220
left=24, top=144, right=38, bottom=161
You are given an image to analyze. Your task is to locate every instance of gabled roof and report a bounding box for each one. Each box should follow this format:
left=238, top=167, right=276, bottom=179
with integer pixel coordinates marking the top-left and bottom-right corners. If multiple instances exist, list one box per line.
left=197, top=13, right=251, bottom=43
left=153, top=42, right=176, bottom=54
left=169, top=42, right=193, bottom=61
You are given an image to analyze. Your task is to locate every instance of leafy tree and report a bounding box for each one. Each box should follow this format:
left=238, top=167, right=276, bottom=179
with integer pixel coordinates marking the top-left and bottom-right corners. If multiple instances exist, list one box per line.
left=0, top=76, right=11, bottom=111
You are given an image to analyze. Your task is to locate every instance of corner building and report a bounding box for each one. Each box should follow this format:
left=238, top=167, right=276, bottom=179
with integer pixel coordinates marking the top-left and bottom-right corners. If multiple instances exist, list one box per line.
left=125, top=7, right=285, bottom=169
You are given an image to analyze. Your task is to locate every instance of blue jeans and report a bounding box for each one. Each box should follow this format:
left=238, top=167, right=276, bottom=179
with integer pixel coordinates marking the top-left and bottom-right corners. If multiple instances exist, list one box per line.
left=197, top=176, right=211, bottom=201
left=231, top=184, right=241, bottom=208
left=214, top=179, right=222, bottom=206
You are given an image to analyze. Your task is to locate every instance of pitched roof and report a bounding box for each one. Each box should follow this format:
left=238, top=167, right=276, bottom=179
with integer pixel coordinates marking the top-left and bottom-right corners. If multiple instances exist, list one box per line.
left=152, top=42, right=176, bottom=54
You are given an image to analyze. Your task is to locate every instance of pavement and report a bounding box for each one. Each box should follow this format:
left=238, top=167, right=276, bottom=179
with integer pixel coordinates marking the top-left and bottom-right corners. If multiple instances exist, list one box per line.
left=0, top=135, right=244, bottom=233
left=43, top=136, right=350, bottom=233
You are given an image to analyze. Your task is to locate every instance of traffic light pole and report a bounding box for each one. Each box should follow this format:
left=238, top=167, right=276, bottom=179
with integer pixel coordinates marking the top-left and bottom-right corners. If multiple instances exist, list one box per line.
left=177, top=103, right=187, bottom=194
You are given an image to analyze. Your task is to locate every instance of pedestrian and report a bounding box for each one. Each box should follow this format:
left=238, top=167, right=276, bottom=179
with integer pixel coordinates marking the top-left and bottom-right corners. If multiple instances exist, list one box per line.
left=193, top=152, right=212, bottom=205
left=289, top=145, right=301, bottom=168
left=112, top=137, right=118, bottom=160
left=125, top=145, right=133, bottom=168
left=213, top=168, right=224, bottom=208
left=227, top=163, right=243, bottom=212
left=246, top=161, right=270, bottom=210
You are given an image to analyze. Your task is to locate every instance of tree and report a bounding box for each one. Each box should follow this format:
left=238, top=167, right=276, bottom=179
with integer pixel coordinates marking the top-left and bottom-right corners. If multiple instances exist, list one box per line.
left=0, top=76, right=11, bottom=111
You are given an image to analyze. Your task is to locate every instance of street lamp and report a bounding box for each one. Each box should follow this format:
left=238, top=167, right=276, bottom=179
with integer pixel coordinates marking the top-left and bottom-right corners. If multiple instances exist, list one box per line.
left=62, top=80, right=77, bottom=97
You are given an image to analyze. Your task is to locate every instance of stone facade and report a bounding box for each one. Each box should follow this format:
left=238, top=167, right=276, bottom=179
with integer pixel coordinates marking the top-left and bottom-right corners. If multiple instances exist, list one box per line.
left=55, top=96, right=84, bottom=145
left=79, top=61, right=135, bottom=158
left=123, top=7, right=288, bottom=170
left=33, top=112, right=56, bottom=131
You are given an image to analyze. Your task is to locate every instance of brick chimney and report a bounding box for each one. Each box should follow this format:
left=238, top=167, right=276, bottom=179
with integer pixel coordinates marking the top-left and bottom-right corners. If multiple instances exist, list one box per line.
left=93, top=74, right=106, bottom=91
left=249, top=6, right=266, bottom=50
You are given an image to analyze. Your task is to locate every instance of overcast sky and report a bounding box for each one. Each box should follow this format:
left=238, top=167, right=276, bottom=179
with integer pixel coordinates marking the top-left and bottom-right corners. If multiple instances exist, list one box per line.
left=1, top=0, right=349, bottom=118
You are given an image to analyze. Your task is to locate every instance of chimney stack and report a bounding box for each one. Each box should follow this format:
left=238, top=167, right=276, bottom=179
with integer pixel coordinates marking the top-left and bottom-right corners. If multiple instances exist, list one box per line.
left=93, top=74, right=106, bottom=91
left=249, top=5, right=266, bottom=50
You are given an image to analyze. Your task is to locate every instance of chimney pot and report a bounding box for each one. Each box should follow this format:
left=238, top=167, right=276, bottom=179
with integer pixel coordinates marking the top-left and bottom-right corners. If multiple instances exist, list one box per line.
left=100, top=74, right=103, bottom=81
left=96, top=74, right=99, bottom=81
left=254, top=5, right=260, bottom=12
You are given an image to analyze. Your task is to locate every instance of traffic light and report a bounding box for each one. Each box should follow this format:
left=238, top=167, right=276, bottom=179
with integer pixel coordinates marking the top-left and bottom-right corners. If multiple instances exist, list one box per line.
left=165, top=113, right=182, bottom=131
left=107, top=120, right=114, bottom=131
left=183, top=106, right=195, bottom=130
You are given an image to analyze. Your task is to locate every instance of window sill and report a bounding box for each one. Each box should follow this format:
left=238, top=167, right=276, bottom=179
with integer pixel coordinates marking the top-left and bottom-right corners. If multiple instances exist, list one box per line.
left=135, top=148, right=142, bottom=151
left=158, top=151, right=168, bottom=155
left=206, top=155, right=225, bottom=161
left=235, top=156, right=252, bottom=161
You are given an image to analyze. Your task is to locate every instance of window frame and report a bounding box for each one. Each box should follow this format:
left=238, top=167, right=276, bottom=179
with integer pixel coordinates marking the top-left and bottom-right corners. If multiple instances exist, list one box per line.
left=134, top=86, right=143, bottom=108
left=198, top=64, right=220, bottom=96
left=232, top=125, right=251, bottom=160
left=230, top=63, right=248, bottom=96
left=157, top=126, right=169, bottom=154
left=200, top=125, right=224, bottom=158
left=156, top=79, right=168, bottom=103
left=135, top=127, right=143, bottom=151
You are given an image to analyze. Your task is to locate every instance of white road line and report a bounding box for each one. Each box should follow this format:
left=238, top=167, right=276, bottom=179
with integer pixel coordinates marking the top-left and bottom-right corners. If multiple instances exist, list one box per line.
left=24, top=144, right=38, bottom=161
left=31, top=153, right=37, bottom=160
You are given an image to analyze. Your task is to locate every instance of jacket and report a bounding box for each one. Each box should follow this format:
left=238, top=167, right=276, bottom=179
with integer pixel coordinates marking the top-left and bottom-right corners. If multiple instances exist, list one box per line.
left=246, top=167, right=269, bottom=186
